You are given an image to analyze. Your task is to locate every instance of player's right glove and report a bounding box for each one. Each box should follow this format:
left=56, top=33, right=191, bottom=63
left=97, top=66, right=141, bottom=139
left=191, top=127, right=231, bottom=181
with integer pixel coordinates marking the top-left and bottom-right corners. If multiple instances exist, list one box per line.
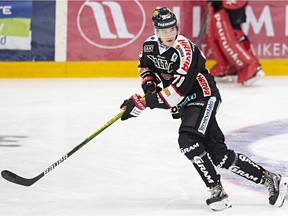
left=120, top=94, right=146, bottom=121
left=140, top=71, right=161, bottom=94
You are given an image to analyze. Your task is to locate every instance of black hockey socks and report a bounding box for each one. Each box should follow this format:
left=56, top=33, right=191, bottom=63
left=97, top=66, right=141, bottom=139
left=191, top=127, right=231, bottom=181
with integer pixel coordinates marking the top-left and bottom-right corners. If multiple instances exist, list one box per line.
left=191, top=152, right=220, bottom=187
left=228, top=153, right=264, bottom=184
left=178, top=132, right=220, bottom=187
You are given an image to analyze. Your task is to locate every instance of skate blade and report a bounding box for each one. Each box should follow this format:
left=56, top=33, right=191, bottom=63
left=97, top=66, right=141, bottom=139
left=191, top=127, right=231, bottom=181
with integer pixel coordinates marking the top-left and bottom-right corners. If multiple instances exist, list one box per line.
left=274, top=177, right=288, bottom=207
left=208, top=197, right=232, bottom=211
left=242, top=70, right=265, bottom=86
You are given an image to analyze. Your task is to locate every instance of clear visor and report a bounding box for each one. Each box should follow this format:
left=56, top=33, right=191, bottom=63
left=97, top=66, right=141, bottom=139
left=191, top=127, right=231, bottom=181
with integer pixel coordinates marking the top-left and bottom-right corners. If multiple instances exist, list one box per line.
left=156, top=26, right=178, bottom=39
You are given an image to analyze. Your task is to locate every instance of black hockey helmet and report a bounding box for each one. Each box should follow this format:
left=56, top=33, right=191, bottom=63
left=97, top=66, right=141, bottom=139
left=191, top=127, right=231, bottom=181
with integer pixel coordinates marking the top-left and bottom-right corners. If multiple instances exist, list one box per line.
left=152, top=7, right=178, bottom=30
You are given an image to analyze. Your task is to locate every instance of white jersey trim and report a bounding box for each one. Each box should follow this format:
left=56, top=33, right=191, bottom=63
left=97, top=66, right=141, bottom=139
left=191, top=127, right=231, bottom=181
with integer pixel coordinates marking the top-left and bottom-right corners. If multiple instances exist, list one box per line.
left=159, top=85, right=185, bottom=108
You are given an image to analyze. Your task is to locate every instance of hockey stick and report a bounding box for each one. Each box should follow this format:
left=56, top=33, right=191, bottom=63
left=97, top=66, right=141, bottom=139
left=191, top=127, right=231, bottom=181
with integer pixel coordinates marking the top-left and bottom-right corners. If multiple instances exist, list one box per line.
left=1, top=110, right=125, bottom=186
left=195, top=2, right=211, bottom=47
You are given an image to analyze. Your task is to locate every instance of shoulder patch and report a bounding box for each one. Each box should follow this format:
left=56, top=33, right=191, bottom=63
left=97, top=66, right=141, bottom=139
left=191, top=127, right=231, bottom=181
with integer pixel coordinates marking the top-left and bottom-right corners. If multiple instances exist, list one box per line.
left=144, top=45, right=154, bottom=52
left=171, top=53, right=178, bottom=62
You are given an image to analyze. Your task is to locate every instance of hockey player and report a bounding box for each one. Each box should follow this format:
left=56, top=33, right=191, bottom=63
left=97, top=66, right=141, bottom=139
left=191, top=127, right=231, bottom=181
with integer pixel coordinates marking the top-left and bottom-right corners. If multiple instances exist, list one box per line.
left=206, top=0, right=264, bottom=85
left=120, top=7, right=288, bottom=211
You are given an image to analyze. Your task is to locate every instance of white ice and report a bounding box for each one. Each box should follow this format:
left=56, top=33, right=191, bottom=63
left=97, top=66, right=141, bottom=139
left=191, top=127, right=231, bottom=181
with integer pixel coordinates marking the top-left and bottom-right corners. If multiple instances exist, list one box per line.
left=0, top=77, right=288, bottom=216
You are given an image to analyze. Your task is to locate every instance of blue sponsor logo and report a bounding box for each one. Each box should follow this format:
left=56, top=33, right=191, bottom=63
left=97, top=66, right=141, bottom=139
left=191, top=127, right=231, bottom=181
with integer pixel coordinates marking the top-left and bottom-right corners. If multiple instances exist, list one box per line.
left=0, top=1, right=32, bottom=18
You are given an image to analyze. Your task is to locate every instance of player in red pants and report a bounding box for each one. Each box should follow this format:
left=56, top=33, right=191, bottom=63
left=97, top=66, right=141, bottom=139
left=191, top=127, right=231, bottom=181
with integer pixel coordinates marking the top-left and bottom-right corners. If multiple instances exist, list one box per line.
left=206, top=1, right=264, bottom=86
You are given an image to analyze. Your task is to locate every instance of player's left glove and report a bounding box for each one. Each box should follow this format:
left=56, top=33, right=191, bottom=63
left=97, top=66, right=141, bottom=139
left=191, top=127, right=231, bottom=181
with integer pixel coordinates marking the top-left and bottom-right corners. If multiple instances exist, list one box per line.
left=120, top=94, right=146, bottom=121
left=140, top=70, right=162, bottom=94
left=142, top=76, right=157, bottom=94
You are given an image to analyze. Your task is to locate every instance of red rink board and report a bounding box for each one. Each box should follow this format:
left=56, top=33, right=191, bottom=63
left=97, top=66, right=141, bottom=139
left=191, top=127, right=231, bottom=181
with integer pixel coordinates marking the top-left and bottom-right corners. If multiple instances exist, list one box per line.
left=67, top=0, right=288, bottom=61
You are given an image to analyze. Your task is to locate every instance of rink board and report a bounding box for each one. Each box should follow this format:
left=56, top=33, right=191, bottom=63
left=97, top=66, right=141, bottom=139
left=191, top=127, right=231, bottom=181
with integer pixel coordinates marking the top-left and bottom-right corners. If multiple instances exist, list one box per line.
left=0, top=60, right=287, bottom=78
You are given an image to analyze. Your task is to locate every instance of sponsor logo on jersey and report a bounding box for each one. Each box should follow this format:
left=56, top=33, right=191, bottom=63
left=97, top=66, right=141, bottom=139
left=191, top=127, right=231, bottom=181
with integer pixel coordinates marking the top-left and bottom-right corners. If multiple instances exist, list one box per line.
left=178, top=93, right=197, bottom=108
left=147, top=55, right=168, bottom=70
left=193, top=156, right=215, bottom=184
left=177, top=47, right=185, bottom=57
left=229, top=165, right=259, bottom=182
left=187, top=102, right=204, bottom=107
left=178, top=39, right=192, bottom=73
left=214, top=12, right=244, bottom=67
left=196, top=74, right=211, bottom=97
left=171, top=53, right=178, bottom=62
left=144, top=45, right=154, bottom=52
left=163, top=88, right=171, bottom=96
left=161, top=73, right=173, bottom=80
left=147, top=55, right=173, bottom=73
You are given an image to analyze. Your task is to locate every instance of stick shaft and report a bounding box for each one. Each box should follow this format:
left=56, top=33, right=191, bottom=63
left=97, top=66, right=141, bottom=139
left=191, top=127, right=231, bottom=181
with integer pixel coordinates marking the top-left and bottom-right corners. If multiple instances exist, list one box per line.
left=44, top=110, right=124, bottom=175
left=195, top=2, right=211, bottom=47
left=1, top=110, right=125, bottom=186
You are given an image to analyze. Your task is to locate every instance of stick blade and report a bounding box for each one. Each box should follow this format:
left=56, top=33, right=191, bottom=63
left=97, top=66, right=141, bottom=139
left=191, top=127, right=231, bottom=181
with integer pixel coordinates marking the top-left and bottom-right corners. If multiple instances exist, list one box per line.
left=1, top=170, right=37, bottom=186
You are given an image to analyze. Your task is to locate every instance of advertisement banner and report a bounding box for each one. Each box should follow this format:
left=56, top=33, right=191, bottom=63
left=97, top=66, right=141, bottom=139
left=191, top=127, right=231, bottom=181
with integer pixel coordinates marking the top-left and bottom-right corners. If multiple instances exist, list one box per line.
left=0, top=1, right=32, bottom=50
left=67, top=0, right=288, bottom=61
left=242, top=1, right=288, bottom=59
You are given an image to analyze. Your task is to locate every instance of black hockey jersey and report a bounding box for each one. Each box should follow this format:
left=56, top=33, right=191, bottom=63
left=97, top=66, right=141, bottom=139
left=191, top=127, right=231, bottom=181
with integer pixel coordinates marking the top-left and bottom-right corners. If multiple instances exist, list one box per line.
left=139, top=34, right=221, bottom=109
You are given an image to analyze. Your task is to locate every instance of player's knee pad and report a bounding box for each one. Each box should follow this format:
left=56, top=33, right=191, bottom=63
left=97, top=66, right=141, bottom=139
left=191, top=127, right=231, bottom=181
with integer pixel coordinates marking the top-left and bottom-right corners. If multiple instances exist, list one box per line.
left=210, top=149, right=236, bottom=169
left=178, top=132, right=205, bottom=160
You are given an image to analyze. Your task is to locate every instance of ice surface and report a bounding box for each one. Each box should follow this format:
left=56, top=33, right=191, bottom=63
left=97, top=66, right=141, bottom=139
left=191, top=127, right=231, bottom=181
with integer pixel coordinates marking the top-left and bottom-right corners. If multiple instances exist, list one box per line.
left=0, top=77, right=287, bottom=215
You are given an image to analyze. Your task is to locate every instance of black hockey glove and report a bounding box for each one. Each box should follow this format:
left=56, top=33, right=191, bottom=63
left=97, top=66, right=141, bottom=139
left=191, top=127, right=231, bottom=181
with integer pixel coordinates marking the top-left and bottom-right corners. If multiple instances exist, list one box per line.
left=141, top=71, right=161, bottom=94
left=120, top=94, right=146, bottom=121
left=142, top=76, right=157, bottom=94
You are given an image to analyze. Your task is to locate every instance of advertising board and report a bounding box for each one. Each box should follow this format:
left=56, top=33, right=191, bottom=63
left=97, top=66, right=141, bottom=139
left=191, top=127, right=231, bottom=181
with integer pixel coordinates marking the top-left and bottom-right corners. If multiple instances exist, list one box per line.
left=67, top=0, right=288, bottom=61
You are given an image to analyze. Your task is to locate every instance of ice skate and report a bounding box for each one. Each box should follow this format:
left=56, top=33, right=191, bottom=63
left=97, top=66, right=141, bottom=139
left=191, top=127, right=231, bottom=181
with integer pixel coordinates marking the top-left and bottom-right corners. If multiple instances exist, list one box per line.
left=242, top=67, right=265, bottom=86
left=214, top=74, right=237, bottom=83
left=211, top=64, right=238, bottom=83
left=262, top=171, right=288, bottom=207
left=206, top=181, right=232, bottom=211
